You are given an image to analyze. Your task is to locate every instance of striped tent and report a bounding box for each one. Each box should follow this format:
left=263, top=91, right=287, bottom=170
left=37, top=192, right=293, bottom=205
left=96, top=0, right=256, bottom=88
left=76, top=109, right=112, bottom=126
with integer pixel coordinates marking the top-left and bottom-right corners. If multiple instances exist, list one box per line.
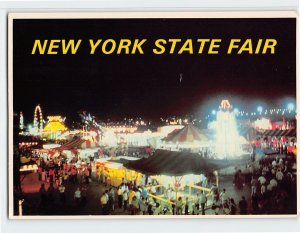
left=262, top=129, right=296, bottom=137
left=162, top=124, right=208, bottom=143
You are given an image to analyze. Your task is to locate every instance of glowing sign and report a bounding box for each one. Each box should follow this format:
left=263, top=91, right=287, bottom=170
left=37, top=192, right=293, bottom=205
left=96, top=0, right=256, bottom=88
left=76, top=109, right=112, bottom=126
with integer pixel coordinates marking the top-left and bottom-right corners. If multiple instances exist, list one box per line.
left=43, top=116, right=68, bottom=133
left=220, top=100, right=231, bottom=110
left=47, top=116, right=65, bottom=122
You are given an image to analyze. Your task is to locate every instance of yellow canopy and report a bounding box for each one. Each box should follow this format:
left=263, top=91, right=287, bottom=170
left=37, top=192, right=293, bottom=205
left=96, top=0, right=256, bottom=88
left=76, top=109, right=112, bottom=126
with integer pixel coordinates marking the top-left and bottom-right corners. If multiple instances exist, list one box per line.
left=43, top=121, right=67, bottom=133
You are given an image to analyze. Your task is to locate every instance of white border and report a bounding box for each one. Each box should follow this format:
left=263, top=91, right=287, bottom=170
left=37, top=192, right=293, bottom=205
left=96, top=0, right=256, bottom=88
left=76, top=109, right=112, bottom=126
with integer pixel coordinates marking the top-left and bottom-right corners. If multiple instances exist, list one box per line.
left=2, top=8, right=300, bottom=232
left=7, top=11, right=299, bottom=18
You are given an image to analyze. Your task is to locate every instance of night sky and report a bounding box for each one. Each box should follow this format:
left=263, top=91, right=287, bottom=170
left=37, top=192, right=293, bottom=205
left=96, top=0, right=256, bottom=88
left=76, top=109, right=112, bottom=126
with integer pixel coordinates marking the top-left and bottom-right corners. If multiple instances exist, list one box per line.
left=13, top=18, right=296, bottom=122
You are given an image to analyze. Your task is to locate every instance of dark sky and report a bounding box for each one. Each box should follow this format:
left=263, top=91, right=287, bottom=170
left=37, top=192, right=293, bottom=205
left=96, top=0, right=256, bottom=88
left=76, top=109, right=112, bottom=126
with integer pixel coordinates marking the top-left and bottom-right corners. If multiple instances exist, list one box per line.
left=13, top=18, right=296, bottom=122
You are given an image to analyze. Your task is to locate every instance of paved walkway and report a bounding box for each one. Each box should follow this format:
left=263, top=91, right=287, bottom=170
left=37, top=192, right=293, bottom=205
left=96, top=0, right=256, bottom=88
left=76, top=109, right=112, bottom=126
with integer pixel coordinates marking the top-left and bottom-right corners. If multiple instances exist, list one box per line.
left=16, top=171, right=251, bottom=216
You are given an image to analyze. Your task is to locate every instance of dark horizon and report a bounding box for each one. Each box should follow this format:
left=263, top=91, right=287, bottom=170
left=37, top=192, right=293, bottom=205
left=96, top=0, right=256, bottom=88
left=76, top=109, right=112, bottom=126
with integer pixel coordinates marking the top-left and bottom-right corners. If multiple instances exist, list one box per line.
left=13, top=18, right=296, bottom=122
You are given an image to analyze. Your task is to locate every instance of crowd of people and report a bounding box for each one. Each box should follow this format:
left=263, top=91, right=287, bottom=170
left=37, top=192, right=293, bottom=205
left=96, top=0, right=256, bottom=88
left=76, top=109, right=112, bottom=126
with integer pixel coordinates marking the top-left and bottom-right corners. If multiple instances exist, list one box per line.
left=22, top=151, right=94, bottom=213
left=36, top=155, right=92, bottom=186
left=232, top=153, right=297, bottom=215
left=255, top=136, right=296, bottom=154
left=16, top=142, right=297, bottom=216
left=248, top=155, right=297, bottom=214
left=99, top=181, right=211, bottom=215
left=97, top=180, right=262, bottom=215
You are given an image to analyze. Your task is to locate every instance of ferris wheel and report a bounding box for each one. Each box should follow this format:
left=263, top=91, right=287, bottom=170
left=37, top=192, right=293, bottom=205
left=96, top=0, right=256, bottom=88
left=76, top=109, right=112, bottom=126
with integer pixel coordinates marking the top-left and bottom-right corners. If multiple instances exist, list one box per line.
left=33, top=104, right=43, bottom=134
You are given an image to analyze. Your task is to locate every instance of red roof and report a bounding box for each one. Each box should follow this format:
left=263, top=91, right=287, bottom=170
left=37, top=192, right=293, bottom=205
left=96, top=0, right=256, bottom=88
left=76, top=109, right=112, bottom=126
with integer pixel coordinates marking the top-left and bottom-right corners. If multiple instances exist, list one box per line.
left=52, top=138, right=99, bottom=151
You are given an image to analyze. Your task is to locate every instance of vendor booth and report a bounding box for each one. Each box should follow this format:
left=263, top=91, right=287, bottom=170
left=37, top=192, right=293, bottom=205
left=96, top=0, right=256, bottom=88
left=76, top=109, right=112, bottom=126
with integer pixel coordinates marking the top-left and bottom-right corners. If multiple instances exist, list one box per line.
left=95, top=157, right=142, bottom=187
left=122, top=149, right=241, bottom=208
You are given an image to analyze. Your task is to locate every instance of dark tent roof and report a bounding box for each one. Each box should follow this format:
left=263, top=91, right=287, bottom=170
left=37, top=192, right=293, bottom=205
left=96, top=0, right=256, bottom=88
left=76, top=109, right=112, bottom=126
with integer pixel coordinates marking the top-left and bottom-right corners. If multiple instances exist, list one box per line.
left=124, top=149, right=247, bottom=176
left=261, top=129, right=296, bottom=137
left=243, top=128, right=297, bottom=138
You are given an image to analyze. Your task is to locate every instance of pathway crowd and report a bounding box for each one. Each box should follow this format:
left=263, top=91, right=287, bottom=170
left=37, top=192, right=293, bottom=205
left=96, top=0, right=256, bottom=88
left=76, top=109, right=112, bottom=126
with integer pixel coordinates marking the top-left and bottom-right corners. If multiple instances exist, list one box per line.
left=17, top=146, right=297, bottom=216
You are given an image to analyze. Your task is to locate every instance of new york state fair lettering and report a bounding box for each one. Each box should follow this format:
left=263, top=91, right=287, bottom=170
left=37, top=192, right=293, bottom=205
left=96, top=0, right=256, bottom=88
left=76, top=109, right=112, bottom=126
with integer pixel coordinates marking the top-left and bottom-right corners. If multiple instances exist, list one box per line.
left=31, top=38, right=277, bottom=55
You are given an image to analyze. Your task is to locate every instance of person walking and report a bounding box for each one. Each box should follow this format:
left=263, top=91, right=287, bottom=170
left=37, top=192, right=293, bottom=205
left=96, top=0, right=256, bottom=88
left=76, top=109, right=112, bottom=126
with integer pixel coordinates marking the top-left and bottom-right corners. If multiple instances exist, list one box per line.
left=251, top=176, right=258, bottom=196
left=49, top=168, right=54, bottom=183
left=141, top=186, right=148, bottom=200
left=123, top=190, right=129, bottom=211
left=131, top=196, right=139, bottom=215
left=176, top=197, right=183, bottom=215
left=238, top=196, right=248, bottom=215
left=229, top=198, right=237, bottom=215
left=220, top=188, right=229, bottom=209
left=58, top=184, right=66, bottom=203
left=128, top=189, right=136, bottom=206
left=194, top=193, right=200, bottom=213
left=199, top=191, right=207, bottom=215
left=71, top=166, right=77, bottom=184
left=100, top=192, right=108, bottom=215
left=184, top=197, right=189, bottom=215
left=39, top=183, right=47, bottom=206
left=41, top=169, right=47, bottom=183
left=117, top=186, right=123, bottom=208
left=81, top=185, right=88, bottom=206
left=212, top=195, right=220, bottom=215
left=108, top=188, right=115, bottom=212
left=47, top=183, right=55, bottom=204
left=223, top=200, right=230, bottom=215
left=139, top=197, right=147, bottom=215
left=74, top=187, right=81, bottom=206
left=85, top=168, right=90, bottom=184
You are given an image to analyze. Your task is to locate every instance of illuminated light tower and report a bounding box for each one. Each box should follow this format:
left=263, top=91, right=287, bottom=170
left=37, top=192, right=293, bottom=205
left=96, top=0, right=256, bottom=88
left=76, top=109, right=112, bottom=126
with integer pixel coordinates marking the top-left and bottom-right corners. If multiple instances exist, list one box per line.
left=33, top=104, right=43, bottom=135
left=215, top=100, right=241, bottom=159
left=19, top=112, right=24, bottom=133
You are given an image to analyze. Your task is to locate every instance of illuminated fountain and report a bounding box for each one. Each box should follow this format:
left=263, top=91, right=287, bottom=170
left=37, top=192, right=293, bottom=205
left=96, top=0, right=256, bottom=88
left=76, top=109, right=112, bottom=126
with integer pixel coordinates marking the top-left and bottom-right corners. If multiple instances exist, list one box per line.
left=215, top=100, right=242, bottom=159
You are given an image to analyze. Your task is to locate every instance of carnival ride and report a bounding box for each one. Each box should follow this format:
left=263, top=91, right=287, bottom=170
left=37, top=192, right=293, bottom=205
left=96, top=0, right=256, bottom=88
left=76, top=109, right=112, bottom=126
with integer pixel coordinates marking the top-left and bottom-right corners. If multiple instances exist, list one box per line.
left=33, top=104, right=43, bottom=135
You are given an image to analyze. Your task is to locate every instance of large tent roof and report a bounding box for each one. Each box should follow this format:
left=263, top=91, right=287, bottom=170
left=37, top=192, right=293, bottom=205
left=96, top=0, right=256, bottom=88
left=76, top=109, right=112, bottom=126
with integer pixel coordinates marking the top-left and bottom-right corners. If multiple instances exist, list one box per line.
left=162, top=124, right=208, bottom=143
left=124, top=149, right=246, bottom=176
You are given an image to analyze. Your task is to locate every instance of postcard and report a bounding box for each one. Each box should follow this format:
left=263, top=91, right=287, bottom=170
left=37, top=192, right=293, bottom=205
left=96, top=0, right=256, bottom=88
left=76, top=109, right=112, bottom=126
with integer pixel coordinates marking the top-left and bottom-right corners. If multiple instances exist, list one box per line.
left=8, top=11, right=297, bottom=218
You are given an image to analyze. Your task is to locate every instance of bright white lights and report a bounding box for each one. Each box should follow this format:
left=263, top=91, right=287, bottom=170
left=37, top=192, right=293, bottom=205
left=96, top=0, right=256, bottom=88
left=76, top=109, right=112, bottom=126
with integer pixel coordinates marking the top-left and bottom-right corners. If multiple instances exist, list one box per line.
left=233, top=108, right=239, bottom=115
left=257, top=106, right=263, bottom=113
left=215, top=101, right=242, bottom=159
left=212, top=110, right=216, bottom=115
left=287, top=103, right=295, bottom=111
left=253, top=118, right=271, bottom=130
left=33, top=104, right=43, bottom=135
left=19, top=112, right=24, bottom=130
